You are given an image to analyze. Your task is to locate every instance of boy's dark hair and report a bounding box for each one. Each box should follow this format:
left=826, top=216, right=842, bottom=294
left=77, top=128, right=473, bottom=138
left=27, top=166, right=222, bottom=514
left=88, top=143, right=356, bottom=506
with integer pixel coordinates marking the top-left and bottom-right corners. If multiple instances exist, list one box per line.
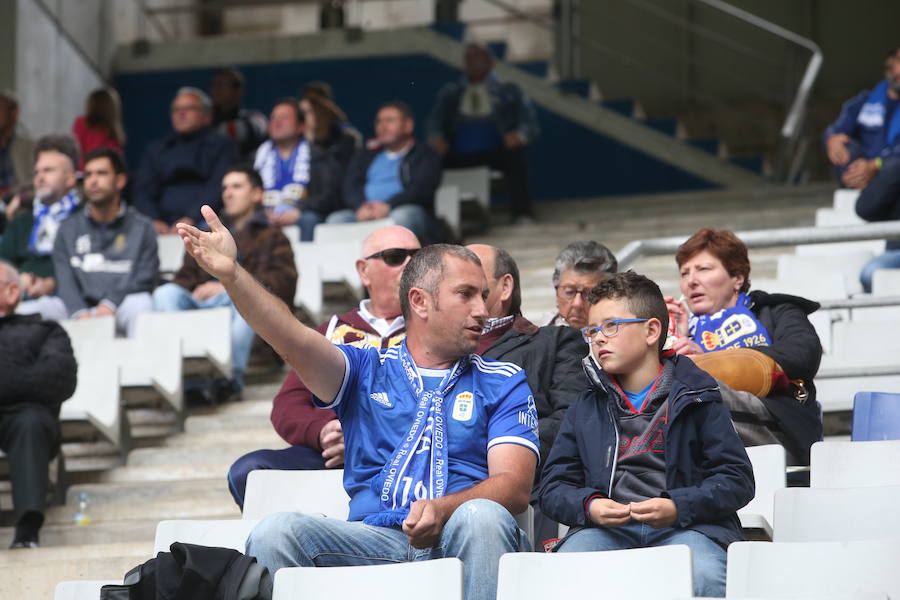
left=83, top=147, right=127, bottom=175
left=378, top=100, right=414, bottom=121
left=587, top=271, right=669, bottom=353
left=34, top=134, right=80, bottom=171
left=224, top=163, right=263, bottom=190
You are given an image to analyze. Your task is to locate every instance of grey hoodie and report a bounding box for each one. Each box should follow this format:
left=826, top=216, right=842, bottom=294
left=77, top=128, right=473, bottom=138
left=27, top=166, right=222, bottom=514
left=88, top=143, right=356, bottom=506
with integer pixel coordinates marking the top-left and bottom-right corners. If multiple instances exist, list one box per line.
left=52, top=204, right=159, bottom=316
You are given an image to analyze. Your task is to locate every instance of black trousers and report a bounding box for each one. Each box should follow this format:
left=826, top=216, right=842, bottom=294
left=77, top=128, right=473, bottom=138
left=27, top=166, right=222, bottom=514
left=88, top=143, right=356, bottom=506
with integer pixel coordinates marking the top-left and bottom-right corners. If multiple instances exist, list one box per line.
left=445, top=146, right=534, bottom=218
left=0, top=405, right=60, bottom=518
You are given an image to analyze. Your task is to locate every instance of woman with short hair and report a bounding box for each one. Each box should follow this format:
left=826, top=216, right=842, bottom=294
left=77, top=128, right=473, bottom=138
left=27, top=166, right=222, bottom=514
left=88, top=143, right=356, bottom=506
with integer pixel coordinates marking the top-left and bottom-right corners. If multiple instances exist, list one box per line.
left=667, top=227, right=823, bottom=467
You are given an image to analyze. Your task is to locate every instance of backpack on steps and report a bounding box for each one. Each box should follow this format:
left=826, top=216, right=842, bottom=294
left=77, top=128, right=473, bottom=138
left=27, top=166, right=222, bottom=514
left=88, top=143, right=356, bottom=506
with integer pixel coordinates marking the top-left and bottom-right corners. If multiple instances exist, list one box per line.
left=99, top=542, right=273, bottom=600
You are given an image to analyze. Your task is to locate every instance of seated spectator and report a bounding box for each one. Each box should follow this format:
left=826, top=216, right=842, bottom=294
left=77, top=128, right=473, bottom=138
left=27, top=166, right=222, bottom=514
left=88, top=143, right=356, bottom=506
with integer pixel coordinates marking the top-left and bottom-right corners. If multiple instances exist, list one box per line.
left=133, top=87, right=239, bottom=234
left=542, top=240, right=617, bottom=329
left=468, top=243, right=586, bottom=549
left=0, top=135, right=81, bottom=321
left=227, top=224, right=419, bottom=508
left=0, top=91, right=35, bottom=202
left=53, top=148, right=158, bottom=337
left=153, top=164, right=296, bottom=401
left=253, top=98, right=312, bottom=232
left=824, top=47, right=900, bottom=291
left=211, top=67, right=268, bottom=160
left=428, top=43, right=539, bottom=223
left=330, top=101, right=441, bottom=243
left=0, top=259, right=77, bottom=548
left=71, top=87, right=125, bottom=166
left=176, top=216, right=537, bottom=600
left=538, top=271, right=754, bottom=598
left=665, top=228, right=823, bottom=468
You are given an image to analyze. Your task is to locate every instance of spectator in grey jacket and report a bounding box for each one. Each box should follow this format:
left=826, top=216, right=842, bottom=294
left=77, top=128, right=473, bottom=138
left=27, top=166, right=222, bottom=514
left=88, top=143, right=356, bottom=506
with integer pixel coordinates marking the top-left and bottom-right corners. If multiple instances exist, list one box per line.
left=0, top=259, right=77, bottom=548
left=52, top=148, right=158, bottom=337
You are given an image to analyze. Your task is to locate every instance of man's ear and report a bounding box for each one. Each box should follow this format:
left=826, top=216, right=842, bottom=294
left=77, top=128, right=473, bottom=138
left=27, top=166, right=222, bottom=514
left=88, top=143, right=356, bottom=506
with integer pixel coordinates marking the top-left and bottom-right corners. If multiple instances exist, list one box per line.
left=498, top=273, right=514, bottom=304
left=115, top=172, right=128, bottom=192
left=408, top=287, right=430, bottom=320
left=646, top=318, right=663, bottom=349
left=356, top=259, right=369, bottom=287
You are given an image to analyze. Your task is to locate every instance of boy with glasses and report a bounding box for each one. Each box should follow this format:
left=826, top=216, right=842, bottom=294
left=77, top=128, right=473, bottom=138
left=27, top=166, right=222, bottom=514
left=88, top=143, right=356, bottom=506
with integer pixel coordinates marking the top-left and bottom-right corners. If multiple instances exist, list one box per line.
left=538, top=271, right=753, bottom=598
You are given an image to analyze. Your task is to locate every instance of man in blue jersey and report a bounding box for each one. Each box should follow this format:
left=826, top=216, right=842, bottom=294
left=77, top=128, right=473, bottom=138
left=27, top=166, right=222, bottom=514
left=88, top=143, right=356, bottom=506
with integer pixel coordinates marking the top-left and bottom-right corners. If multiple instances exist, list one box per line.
left=176, top=206, right=538, bottom=600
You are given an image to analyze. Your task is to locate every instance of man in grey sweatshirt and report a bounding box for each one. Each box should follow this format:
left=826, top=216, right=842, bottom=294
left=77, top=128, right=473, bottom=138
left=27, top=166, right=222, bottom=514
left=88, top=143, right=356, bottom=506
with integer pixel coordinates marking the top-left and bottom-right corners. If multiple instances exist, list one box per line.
left=52, top=148, right=158, bottom=337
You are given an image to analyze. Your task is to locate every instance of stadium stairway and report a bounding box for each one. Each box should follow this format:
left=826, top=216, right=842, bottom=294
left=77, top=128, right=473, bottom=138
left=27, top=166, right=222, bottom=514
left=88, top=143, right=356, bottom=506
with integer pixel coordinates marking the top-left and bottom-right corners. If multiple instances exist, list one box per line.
left=0, top=184, right=833, bottom=598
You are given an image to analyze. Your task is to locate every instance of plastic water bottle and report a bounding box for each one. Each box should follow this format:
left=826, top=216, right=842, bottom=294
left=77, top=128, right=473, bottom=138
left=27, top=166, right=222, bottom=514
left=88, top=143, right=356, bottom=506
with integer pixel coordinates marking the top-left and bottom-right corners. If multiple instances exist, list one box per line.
left=73, top=492, right=91, bottom=525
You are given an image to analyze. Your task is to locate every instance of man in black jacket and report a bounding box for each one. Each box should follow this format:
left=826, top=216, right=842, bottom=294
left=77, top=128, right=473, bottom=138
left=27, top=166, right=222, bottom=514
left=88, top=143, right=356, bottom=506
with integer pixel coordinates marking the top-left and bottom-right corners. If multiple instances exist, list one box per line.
left=329, top=101, right=441, bottom=242
left=0, top=259, right=77, bottom=548
left=468, top=243, right=587, bottom=548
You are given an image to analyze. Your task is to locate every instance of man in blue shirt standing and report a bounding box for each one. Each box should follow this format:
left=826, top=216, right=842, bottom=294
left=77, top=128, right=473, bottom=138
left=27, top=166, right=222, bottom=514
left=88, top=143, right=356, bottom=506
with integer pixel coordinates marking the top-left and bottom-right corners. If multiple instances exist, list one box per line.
left=824, top=47, right=900, bottom=291
left=176, top=209, right=537, bottom=600
left=331, top=101, right=442, bottom=243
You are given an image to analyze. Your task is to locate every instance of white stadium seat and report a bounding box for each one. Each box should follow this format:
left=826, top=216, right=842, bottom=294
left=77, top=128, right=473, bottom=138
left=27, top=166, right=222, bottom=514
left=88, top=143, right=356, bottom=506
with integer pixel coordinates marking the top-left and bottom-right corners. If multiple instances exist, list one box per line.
left=153, top=519, right=259, bottom=554
left=810, top=440, right=900, bottom=488
left=738, top=444, right=786, bottom=539
left=773, top=485, right=900, bottom=543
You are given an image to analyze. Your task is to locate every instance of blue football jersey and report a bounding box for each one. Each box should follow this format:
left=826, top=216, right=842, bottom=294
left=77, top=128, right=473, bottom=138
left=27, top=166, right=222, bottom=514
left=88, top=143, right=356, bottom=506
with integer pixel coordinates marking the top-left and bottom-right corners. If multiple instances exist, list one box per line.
left=315, top=343, right=540, bottom=521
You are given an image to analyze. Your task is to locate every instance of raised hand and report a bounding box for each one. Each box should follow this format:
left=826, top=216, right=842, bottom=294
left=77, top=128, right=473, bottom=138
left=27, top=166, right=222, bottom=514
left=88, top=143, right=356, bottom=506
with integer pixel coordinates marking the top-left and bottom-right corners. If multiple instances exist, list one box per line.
left=176, top=205, right=238, bottom=283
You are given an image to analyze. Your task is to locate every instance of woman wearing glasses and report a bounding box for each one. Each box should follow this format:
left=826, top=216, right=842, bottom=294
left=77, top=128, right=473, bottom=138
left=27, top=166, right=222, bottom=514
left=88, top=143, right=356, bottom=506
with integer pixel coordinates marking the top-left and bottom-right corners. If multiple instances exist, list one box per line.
left=665, top=228, right=823, bottom=469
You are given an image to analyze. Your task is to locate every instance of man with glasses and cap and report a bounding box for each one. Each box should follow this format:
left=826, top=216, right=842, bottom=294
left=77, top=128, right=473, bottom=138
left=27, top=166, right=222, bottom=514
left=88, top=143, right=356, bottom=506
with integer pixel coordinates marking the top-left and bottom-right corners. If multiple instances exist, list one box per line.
left=226, top=224, right=421, bottom=508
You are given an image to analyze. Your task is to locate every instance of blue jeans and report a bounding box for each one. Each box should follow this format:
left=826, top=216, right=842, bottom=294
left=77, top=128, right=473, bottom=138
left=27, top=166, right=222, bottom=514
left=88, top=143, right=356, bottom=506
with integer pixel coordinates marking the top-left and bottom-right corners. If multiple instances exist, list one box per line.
left=298, top=209, right=326, bottom=241
left=245, top=498, right=528, bottom=600
left=227, top=446, right=326, bottom=509
left=326, top=204, right=429, bottom=243
left=152, top=283, right=254, bottom=387
left=860, top=250, right=900, bottom=292
left=558, top=522, right=726, bottom=598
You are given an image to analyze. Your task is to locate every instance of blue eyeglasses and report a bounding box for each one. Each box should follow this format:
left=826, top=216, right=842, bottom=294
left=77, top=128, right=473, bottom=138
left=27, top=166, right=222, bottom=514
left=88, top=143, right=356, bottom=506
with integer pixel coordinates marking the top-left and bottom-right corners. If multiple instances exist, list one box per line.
left=581, top=318, right=649, bottom=343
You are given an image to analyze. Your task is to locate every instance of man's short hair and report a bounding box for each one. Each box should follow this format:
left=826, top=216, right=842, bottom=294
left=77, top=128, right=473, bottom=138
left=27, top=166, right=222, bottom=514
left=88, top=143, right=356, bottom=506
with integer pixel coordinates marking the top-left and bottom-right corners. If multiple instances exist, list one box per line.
left=887, top=47, right=900, bottom=61
left=84, top=147, right=127, bottom=175
left=587, top=271, right=669, bottom=353
left=0, top=259, right=18, bottom=284
left=212, top=67, right=244, bottom=89
left=492, top=247, right=522, bottom=317
left=378, top=100, right=414, bottom=121
left=224, top=163, right=263, bottom=190
left=174, top=86, right=213, bottom=112
left=399, top=244, right=482, bottom=319
left=552, top=241, right=618, bottom=287
left=273, top=97, right=303, bottom=123
left=34, top=135, right=79, bottom=171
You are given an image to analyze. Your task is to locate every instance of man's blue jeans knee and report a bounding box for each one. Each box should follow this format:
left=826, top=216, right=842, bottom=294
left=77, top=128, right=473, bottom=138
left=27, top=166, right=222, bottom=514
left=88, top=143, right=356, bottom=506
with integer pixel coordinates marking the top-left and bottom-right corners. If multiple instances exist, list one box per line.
left=860, top=250, right=900, bottom=293
left=245, top=498, right=526, bottom=600
left=558, top=523, right=726, bottom=598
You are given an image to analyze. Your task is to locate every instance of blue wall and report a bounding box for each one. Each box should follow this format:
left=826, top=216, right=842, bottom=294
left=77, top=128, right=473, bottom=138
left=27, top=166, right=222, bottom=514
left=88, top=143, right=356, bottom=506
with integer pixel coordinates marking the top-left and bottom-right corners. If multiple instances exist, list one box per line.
left=115, top=54, right=716, bottom=201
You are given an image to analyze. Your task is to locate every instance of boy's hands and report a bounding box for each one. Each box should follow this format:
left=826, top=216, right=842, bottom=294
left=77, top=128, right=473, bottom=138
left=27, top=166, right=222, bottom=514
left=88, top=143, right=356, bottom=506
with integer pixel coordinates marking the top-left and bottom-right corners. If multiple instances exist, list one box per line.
left=629, top=498, right=678, bottom=529
left=588, top=497, right=679, bottom=529
left=588, top=498, right=631, bottom=527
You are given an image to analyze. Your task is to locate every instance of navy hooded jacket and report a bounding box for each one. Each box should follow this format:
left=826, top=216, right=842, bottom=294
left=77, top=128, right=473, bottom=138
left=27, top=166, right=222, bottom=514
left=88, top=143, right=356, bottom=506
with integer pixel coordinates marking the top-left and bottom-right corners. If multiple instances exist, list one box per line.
left=538, top=354, right=754, bottom=549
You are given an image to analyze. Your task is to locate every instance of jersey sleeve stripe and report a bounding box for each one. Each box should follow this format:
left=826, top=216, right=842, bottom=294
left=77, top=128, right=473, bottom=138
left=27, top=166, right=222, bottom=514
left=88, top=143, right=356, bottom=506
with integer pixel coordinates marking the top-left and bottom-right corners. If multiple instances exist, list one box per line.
left=487, top=436, right=540, bottom=461
left=315, top=348, right=351, bottom=408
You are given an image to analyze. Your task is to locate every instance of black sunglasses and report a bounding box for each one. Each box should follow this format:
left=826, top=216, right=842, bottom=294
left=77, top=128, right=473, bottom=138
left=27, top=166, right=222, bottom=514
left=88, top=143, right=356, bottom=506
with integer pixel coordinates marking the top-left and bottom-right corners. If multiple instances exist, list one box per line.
left=365, top=248, right=419, bottom=266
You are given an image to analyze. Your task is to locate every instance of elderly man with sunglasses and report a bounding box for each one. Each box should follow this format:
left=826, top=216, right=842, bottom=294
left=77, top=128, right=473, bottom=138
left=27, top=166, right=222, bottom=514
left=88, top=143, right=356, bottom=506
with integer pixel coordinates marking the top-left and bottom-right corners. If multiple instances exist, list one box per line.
left=226, top=225, right=421, bottom=508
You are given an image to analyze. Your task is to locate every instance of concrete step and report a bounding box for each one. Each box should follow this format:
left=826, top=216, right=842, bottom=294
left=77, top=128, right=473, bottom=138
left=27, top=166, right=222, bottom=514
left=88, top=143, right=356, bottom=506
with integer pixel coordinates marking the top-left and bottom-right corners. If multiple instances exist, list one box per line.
left=65, top=479, right=235, bottom=507
left=183, top=411, right=272, bottom=433
left=44, top=494, right=238, bottom=526
left=159, top=426, right=281, bottom=448
left=0, top=542, right=152, bottom=599
left=84, top=462, right=234, bottom=484
left=126, top=442, right=284, bottom=467
left=0, top=517, right=160, bottom=548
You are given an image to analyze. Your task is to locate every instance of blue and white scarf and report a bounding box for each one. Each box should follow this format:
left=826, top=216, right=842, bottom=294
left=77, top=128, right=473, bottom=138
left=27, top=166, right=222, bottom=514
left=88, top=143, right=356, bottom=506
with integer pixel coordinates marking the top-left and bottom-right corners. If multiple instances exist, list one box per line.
left=363, top=342, right=469, bottom=528
left=689, top=292, right=772, bottom=352
left=858, top=80, right=900, bottom=148
left=29, top=190, right=79, bottom=254
left=254, top=139, right=310, bottom=210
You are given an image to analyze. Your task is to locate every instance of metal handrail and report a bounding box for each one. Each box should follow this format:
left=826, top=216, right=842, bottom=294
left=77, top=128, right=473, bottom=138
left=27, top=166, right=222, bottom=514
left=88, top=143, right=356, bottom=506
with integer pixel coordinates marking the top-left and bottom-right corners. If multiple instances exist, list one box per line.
left=616, top=221, right=900, bottom=270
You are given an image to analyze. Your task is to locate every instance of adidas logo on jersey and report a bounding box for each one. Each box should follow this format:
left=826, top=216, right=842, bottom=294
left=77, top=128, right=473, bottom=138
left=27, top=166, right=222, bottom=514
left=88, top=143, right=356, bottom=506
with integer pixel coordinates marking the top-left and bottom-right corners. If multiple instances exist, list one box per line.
left=370, top=392, right=392, bottom=407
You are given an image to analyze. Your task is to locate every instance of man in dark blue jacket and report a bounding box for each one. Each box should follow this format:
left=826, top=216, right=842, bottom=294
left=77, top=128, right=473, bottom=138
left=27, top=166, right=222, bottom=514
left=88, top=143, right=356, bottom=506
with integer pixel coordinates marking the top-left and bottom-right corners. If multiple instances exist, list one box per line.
left=538, top=272, right=753, bottom=598
left=330, top=101, right=441, bottom=243
left=428, top=43, right=539, bottom=223
left=133, top=87, right=239, bottom=234
left=824, top=47, right=900, bottom=291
